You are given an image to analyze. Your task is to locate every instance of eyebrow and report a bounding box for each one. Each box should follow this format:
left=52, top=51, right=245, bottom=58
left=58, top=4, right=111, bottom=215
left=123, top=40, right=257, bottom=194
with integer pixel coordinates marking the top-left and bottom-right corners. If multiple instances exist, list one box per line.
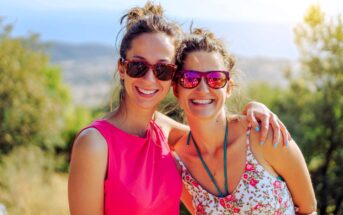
left=132, top=55, right=170, bottom=63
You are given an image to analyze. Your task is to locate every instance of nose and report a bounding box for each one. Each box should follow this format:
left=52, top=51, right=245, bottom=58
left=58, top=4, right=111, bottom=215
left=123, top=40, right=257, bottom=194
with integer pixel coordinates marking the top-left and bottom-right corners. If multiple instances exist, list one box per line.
left=142, top=67, right=157, bottom=82
left=195, top=77, right=210, bottom=93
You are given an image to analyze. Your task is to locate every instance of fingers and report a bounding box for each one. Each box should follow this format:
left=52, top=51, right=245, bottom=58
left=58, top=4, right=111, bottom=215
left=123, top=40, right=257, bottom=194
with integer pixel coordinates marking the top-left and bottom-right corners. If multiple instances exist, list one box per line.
left=277, top=118, right=292, bottom=147
left=270, top=114, right=281, bottom=148
left=247, top=109, right=260, bottom=131
left=259, top=115, right=270, bottom=145
left=228, top=115, right=240, bottom=122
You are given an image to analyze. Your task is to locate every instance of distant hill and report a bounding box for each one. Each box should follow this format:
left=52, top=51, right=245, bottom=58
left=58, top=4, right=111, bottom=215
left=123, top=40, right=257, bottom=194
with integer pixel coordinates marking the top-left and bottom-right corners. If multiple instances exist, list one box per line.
left=44, top=42, right=293, bottom=107
left=46, top=42, right=116, bottom=61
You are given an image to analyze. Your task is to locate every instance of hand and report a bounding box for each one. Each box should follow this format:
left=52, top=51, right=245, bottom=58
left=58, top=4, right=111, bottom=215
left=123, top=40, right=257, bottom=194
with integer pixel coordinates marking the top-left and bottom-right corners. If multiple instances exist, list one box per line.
left=242, top=101, right=291, bottom=147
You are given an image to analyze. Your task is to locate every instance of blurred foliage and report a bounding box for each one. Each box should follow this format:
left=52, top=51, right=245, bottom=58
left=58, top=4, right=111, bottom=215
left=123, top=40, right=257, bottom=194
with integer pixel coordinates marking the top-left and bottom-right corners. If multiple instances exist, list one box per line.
left=0, top=20, right=93, bottom=214
left=0, top=20, right=70, bottom=153
left=287, top=6, right=342, bottom=214
left=159, top=91, right=185, bottom=122
left=247, top=5, right=343, bottom=214
left=0, top=145, right=68, bottom=214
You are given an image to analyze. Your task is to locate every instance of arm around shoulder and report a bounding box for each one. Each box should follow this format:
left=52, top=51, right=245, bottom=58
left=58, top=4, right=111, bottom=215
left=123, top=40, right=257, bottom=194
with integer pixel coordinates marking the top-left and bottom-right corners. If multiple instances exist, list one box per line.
left=154, top=111, right=189, bottom=148
left=68, top=128, right=108, bottom=215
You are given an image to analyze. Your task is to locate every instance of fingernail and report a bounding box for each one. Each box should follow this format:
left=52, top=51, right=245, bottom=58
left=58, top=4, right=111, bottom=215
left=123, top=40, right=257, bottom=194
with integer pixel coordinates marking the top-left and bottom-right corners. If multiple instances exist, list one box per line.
left=285, top=140, right=289, bottom=147
left=274, top=142, right=278, bottom=148
left=255, top=126, right=260, bottom=132
left=259, top=141, right=264, bottom=145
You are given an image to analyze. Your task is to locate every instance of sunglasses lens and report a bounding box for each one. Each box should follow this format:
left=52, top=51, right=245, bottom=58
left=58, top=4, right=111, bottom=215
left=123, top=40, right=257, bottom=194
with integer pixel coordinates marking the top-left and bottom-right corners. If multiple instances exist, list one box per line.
left=154, top=64, right=176, bottom=81
left=180, top=71, right=200, bottom=88
left=207, top=71, right=228, bottom=89
left=126, top=61, right=149, bottom=78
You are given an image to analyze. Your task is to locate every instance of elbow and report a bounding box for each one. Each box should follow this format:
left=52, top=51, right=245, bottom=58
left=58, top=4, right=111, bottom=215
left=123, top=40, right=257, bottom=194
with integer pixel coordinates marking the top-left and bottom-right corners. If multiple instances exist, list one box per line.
left=296, top=198, right=317, bottom=214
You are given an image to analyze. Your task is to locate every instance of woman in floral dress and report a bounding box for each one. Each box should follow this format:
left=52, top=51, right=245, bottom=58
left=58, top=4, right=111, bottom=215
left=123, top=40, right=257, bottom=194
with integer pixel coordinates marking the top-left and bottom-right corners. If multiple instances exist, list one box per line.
left=172, top=28, right=317, bottom=214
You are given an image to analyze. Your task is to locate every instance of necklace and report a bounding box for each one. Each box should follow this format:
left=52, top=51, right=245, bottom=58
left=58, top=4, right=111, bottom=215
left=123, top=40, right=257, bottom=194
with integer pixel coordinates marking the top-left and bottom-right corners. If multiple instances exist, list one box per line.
left=187, top=120, right=229, bottom=197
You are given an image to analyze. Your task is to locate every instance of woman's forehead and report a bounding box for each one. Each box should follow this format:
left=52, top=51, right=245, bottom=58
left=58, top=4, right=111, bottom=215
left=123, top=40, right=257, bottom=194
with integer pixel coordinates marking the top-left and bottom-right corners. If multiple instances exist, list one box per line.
left=183, top=51, right=226, bottom=71
left=126, top=33, right=175, bottom=63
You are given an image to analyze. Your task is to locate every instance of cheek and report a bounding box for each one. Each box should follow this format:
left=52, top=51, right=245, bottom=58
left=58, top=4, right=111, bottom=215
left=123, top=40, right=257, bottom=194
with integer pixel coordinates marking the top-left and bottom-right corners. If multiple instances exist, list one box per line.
left=122, top=76, right=135, bottom=91
left=177, top=90, right=189, bottom=109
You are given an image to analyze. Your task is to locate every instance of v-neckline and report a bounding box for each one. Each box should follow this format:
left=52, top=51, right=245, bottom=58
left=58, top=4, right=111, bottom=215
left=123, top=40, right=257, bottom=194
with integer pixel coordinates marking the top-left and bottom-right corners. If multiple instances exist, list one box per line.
left=173, top=151, right=247, bottom=199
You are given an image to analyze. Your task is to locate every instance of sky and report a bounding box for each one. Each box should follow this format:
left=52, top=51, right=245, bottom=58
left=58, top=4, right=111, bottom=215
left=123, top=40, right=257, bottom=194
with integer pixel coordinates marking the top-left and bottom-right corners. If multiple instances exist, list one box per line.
left=1, top=0, right=342, bottom=59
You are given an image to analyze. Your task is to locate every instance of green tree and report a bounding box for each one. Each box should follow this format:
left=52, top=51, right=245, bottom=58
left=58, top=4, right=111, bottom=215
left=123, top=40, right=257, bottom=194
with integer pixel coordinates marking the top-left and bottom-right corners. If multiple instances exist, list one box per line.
left=271, top=5, right=343, bottom=214
left=0, top=21, right=71, bottom=153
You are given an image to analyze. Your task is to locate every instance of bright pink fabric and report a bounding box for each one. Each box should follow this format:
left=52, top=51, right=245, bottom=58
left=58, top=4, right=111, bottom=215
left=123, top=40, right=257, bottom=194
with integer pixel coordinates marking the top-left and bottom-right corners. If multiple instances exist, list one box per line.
left=85, top=119, right=182, bottom=215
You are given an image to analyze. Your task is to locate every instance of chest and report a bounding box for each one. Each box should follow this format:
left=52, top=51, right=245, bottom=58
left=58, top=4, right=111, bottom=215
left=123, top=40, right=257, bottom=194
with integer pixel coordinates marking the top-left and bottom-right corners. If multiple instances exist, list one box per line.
left=105, top=137, right=182, bottom=209
left=179, top=143, right=247, bottom=196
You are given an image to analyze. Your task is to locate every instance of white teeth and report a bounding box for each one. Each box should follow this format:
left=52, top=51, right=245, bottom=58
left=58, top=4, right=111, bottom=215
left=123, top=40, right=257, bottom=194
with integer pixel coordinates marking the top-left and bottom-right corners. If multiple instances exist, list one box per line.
left=191, top=99, right=213, bottom=104
left=137, top=87, right=158, bottom=95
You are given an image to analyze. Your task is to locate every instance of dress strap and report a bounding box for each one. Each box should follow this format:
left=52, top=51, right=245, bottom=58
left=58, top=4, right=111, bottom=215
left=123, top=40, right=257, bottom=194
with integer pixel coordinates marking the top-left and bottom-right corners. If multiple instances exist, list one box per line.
left=245, top=124, right=252, bottom=146
left=245, top=124, right=256, bottom=162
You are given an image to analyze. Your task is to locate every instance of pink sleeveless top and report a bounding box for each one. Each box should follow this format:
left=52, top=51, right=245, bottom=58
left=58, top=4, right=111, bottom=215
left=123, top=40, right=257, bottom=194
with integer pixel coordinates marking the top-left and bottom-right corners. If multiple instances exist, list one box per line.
left=83, top=119, right=182, bottom=215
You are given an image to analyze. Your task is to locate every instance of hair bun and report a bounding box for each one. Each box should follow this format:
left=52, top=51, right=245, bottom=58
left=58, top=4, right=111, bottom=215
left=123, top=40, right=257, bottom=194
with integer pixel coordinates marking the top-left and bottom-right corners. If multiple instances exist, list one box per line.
left=192, top=28, right=215, bottom=39
left=121, top=1, right=164, bottom=30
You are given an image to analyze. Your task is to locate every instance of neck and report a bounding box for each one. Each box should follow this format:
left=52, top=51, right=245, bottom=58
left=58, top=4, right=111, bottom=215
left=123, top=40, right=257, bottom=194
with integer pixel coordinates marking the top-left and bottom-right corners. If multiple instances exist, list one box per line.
left=107, top=99, right=156, bottom=137
left=187, top=111, right=227, bottom=157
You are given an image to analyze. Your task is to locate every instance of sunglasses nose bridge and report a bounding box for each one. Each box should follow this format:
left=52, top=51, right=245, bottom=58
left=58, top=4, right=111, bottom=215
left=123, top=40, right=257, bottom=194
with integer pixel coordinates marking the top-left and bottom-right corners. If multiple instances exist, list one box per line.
left=195, top=76, right=210, bottom=92
left=142, top=65, right=157, bottom=81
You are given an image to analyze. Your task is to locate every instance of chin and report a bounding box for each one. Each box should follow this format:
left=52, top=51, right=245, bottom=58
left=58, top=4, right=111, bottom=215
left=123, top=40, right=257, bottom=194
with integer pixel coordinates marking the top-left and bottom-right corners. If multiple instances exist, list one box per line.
left=135, top=100, right=160, bottom=110
left=187, top=111, right=217, bottom=120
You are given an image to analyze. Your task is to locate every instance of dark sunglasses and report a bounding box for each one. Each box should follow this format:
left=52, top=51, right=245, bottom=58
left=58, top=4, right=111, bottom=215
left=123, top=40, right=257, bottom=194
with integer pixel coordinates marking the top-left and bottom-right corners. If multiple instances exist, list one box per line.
left=120, top=58, right=177, bottom=81
left=175, top=70, right=230, bottom=89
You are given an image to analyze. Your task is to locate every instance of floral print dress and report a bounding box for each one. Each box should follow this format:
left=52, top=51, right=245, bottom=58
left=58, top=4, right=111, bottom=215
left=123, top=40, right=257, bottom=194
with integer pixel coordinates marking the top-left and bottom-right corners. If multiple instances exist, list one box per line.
left=174, top=128, right=295, bottom=215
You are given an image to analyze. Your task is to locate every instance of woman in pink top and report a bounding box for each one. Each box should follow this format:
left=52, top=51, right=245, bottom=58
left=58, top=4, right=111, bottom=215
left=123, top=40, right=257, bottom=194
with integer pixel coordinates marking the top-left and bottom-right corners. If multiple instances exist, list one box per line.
left=68, top=2, right=291, bottom=215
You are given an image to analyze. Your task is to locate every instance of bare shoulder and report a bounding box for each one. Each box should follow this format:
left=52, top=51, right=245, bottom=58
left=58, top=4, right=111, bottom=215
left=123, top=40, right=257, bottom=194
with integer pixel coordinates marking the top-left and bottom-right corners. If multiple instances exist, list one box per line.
left=69, top=127, right=108, bottom=185
left=74, top=128, right=107, bottom=151
left=71, top=128, right=108, bottom=161
left=229, top=115, right=249, bottom=135
left=68, top=128, right=108, bottom=214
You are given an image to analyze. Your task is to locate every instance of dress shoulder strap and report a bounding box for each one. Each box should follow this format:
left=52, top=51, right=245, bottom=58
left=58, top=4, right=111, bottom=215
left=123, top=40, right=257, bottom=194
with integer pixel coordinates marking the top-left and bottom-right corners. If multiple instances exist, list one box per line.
left=244, top=125, right=256, bottom=162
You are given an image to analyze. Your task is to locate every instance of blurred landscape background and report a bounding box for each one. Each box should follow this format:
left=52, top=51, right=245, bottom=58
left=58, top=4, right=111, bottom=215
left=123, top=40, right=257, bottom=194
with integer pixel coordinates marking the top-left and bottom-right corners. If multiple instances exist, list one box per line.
left=0, top=0, right=342, bottom=214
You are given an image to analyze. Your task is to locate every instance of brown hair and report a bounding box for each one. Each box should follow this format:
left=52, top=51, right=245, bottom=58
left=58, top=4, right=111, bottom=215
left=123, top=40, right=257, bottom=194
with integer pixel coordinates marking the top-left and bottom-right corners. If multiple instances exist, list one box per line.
left=175, top=27, right=235, bottom=73
left=115, top=2, right=182, bottom=111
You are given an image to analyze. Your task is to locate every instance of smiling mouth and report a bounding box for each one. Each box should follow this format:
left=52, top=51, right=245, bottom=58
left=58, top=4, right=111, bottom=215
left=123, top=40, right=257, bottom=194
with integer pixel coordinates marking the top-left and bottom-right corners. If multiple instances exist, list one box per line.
left=136, top=87, right=159, bottom=95
left=190, top=99, right=214, bottom=105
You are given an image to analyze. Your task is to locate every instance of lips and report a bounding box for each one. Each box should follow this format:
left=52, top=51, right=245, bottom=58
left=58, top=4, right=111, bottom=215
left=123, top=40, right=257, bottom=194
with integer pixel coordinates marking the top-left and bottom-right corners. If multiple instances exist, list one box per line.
left=135, top=87, right=159, bottom=96
left=190, top=99, right=214, bottom=105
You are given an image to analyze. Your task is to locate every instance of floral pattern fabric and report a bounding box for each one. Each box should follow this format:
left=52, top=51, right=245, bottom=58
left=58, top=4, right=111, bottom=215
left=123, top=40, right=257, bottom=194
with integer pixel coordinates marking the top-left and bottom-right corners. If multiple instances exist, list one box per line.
left=174, top=128, right=295, bottom=215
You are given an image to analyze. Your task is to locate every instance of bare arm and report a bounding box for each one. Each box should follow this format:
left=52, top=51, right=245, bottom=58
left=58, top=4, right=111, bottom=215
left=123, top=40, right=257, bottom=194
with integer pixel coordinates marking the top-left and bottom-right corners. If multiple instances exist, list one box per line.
left=68, top=128, right=108, bottom=215
left=260, top=129, right=317, bottom=214
left=154, top=111, right=189, bottom=148
left=181, top=185, right=195, bottom=215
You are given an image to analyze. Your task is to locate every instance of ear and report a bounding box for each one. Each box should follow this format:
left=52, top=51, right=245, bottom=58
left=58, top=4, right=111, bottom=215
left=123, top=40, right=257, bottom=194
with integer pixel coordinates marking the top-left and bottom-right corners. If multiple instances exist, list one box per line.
left=226, top=79, right=234, bottom=98
left=172, top=82, right=179, bottom=98
left=117, top=59, right=125, bottom=80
